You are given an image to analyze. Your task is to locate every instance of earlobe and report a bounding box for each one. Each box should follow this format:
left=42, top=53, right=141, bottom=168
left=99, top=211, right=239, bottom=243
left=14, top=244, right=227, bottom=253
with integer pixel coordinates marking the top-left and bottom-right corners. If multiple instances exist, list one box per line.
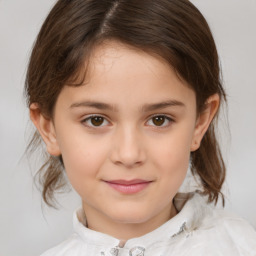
left=30, top=103, right=61, bottom=156
left=190, top=94, right=220, bottom=152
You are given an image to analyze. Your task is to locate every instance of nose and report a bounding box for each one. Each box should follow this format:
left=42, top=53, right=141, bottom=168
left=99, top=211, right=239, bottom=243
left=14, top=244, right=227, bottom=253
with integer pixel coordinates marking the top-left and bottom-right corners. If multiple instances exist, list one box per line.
left=110, top=126, right=146, bottom=168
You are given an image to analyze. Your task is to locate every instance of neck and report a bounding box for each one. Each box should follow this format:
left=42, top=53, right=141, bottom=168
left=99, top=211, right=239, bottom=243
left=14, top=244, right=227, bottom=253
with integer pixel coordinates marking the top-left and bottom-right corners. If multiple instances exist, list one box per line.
left=82, top=202, right=178, bottom=241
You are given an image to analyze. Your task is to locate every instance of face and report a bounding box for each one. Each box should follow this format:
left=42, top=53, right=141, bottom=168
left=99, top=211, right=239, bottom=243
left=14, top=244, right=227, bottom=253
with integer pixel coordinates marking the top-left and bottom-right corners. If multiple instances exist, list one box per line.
left=32, top=41, right=218, bottom=237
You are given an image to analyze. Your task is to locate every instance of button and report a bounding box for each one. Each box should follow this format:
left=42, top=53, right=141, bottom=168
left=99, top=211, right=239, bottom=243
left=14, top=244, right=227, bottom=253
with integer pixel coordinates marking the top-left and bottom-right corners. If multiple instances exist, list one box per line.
left=129, top=246, right=145, bottom=256
left=110, top=247, right=119, bottom=256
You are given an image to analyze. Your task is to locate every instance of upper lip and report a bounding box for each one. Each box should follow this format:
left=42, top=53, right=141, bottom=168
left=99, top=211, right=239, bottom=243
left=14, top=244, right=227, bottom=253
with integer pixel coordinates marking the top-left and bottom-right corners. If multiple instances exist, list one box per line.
left=105, top=179, right=152, bottom=185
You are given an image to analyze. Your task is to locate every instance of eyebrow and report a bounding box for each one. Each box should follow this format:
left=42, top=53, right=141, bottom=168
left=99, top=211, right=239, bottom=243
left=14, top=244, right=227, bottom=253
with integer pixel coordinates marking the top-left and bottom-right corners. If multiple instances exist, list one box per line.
left=70, top=101, right=117, bottom=111
left=70, top=100, right=185, bottom=112
left=141, top=100, right=185, bottom=112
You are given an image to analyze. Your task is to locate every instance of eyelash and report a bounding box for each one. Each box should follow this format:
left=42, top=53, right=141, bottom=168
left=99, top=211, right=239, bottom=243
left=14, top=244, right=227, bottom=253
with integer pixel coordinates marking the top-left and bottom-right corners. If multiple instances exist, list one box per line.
left=146, top=115, right=174, bottom=128
left=81, top=115, right=110, bottom=128
left=81, top=114, right=174, bottom=128
left=81, top=114, right=175, bottom=129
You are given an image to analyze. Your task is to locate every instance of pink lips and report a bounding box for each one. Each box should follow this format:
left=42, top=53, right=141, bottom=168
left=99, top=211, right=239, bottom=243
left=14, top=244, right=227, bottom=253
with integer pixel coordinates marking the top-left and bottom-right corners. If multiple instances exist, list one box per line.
left=105, top=179, right=152, bottom=194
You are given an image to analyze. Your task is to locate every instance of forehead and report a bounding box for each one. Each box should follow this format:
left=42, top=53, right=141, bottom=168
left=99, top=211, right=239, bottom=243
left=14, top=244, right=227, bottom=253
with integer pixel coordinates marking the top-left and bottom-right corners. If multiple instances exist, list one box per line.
left=87, top=41, right=179, bottom=83
left=58, top=41, right=196, bottom=110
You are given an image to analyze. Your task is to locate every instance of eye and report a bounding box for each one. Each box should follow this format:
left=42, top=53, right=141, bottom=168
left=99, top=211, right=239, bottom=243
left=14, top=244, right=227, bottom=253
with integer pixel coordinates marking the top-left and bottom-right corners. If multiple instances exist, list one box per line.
left=82, top=115, right=110, bottom=127
left=146, top=115, right=173, bottom=127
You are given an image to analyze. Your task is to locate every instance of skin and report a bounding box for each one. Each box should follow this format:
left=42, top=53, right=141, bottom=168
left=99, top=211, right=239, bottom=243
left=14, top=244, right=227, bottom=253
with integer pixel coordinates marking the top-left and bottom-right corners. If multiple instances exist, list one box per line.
left=30, top=41, right=219, bottom=241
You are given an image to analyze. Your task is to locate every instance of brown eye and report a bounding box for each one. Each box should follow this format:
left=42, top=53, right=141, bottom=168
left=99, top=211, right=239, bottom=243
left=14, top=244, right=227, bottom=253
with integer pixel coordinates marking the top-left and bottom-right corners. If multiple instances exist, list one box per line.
left=91, top=116, right=104, bottom=126
left=82, top=116, right=109, bottom=127
left=147, top=115, right=172, bottom=127
left=152, top=116, right=166, bottom=126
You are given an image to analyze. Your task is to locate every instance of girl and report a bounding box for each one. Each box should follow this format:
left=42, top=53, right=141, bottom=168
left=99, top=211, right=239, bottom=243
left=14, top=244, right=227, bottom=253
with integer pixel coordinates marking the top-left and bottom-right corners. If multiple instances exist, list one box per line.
left=25, top=0, right=256, bottom=255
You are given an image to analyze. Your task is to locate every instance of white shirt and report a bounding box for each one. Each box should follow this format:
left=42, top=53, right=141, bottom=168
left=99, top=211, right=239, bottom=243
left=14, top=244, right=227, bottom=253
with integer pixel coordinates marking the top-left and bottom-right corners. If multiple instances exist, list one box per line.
left=40, top=191, right=256, bottom=256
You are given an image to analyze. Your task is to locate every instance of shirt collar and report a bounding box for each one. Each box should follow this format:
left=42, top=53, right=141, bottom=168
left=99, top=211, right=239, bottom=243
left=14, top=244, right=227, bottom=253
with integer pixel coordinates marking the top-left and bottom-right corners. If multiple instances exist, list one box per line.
left=73, top=191, right=211, bottom=249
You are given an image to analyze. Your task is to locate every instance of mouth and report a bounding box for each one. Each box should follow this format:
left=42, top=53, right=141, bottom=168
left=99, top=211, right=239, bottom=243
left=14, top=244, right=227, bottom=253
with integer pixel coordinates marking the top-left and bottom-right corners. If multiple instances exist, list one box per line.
left=104, top=179, right=153, bottom=194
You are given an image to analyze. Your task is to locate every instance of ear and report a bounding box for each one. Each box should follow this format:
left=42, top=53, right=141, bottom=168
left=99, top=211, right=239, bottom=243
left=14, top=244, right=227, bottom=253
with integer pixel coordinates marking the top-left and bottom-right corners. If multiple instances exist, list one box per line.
left=190, top=94, right=220, bottom=152
left=30, top=103, right=61, bottom=156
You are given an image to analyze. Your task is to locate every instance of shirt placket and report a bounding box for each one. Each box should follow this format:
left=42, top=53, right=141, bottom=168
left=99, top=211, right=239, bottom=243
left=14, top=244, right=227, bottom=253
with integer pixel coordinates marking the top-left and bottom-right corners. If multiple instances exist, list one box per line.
left=101, top=246, right=146, bottom=256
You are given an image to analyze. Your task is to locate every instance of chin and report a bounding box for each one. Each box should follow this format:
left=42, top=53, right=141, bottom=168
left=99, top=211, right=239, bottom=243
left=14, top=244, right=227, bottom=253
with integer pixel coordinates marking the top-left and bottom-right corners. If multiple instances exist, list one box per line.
left=107, top=207, right=154, bottom=224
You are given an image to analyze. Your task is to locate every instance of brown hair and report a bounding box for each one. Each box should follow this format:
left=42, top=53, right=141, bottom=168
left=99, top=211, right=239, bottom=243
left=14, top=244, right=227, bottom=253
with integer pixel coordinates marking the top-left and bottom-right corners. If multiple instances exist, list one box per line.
left=25, top=0, right=226, bottom=207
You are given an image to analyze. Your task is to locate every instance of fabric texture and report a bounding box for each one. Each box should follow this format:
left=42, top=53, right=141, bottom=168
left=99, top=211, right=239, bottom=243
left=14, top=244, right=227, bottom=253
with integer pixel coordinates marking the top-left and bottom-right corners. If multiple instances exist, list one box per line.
left=40, top=191, right=256, bottom=256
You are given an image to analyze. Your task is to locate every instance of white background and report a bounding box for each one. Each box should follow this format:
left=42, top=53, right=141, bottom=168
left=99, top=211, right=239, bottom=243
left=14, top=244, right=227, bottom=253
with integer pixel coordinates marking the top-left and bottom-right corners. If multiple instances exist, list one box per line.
left=0, top=0, right=255, bottom=255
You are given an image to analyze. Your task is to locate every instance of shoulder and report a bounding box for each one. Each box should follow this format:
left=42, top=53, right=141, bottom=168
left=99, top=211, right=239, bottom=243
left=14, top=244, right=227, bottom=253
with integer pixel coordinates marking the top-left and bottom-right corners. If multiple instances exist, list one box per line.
left=179, top=192, right=256, bottom=254
left=210, top=207, right=256, bottom=234
left=40, top=233, right=84, bottom=256
left=198, top=206, right=256, bottom=254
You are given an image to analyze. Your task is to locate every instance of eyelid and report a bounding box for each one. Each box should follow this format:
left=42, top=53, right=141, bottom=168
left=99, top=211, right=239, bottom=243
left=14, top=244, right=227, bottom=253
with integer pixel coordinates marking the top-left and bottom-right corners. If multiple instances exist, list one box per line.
left=81, top=114, right=111, bottom=128
left=145, top=114, right=175, bottom=127
left=80, top=114, right=175, bottom=128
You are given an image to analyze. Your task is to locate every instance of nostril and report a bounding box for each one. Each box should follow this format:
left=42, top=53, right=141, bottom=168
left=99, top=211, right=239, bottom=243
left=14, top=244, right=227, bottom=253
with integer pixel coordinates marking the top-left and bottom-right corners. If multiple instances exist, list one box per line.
left=109, top=130, right=146, bottom=167
left=113, top=159, right=144, bottom=168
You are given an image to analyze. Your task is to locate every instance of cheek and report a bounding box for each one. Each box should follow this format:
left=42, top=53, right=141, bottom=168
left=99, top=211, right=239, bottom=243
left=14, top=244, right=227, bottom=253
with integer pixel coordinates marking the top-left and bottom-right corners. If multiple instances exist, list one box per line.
left=152, top=129, right=193, bottom=170
left=154, top=138, right=191, bottom=195
left=57, top=133, right=110, bottom=191
left=150, top=126, right=194, bottom=192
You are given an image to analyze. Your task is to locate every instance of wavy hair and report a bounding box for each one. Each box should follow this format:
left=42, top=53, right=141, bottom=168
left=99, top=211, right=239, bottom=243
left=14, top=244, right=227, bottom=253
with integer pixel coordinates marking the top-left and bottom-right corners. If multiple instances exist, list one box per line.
left=25, top=0, right=226, bottom=207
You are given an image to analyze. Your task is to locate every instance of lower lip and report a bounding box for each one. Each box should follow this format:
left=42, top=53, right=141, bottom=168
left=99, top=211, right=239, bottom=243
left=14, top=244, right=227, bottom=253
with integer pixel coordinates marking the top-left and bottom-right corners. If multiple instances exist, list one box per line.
left=106, top=182, right=151, bottom=194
